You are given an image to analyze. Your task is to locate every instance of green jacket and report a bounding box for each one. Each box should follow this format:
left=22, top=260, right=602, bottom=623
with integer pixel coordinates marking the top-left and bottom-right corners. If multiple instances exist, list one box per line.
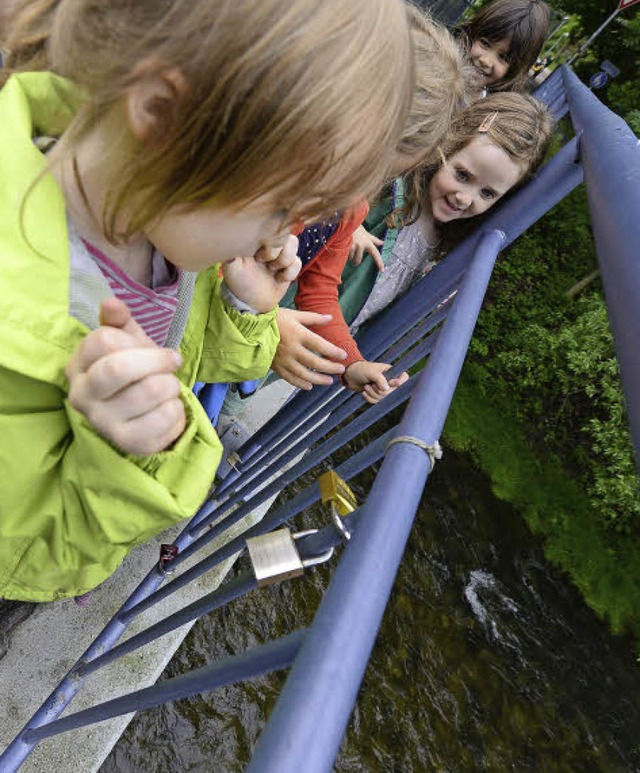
left=0, top=73, right=279, bottom=601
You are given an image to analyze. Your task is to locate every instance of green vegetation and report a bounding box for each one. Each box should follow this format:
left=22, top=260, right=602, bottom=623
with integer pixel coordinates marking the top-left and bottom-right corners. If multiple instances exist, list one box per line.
left=442, top=180, right=640, bottom=644
left=436, top=0, right=640, bottom=648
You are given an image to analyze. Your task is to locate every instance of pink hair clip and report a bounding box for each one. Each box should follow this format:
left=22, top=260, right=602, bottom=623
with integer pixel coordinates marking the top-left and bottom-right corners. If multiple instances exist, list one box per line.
left=478, top=111, right=499, bottom=133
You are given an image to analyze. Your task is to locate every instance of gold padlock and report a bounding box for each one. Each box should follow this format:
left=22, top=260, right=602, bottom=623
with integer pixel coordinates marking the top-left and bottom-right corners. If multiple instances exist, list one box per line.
left=246, top=529, right=304, bottom=588
left=318, top=470, right=357, bottom=541
left=318, top=470, right=357, bottom=515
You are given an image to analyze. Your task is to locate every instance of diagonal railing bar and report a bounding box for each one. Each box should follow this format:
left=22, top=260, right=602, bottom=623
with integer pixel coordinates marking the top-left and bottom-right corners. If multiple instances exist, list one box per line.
left=81, top=573, right=256, bottom=677
left=23, top=631, right=307, bottom=745
left=82, top=509, right=365, bottom=679
left=355, top=274, right=461, bottom=364
left=200, top=308, right=449, bottom=513
left=213, top=385, right=342, bottom=494
left=380, top=302, right=450, bottom=365
left=138, top=376, right=418, bottom=577
left=168, top=327, right=439, bottom=561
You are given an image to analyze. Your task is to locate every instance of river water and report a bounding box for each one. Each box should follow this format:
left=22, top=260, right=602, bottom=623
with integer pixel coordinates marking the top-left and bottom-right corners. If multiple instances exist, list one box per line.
left=102, top=448, right=640, bottom=772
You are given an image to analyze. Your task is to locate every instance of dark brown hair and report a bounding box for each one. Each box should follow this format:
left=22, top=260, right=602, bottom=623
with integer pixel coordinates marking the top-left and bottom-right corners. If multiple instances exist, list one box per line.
left=456, top=0, right=550, bottom=92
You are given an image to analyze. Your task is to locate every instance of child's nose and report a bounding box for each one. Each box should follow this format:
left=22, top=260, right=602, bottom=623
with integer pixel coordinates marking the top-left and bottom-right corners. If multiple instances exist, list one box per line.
left=479, top=51, right=494, bottom=70
left=455, top=190, right=472, bottom=210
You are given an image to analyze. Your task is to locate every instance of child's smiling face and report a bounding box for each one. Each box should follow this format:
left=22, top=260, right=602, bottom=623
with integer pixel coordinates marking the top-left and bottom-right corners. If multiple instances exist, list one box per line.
left=428, top=135, right=523, bottom=224
left=469, top=36, right=511, bottom=86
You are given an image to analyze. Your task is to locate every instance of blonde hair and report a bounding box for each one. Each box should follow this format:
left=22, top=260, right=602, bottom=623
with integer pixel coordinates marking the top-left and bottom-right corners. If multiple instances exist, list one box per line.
left=5, top=0, right=413, bottom=242
left=400, top=91, right=554, bottom=225
left=1, top=0, right=59, bottom=71
left=396, top=5, right=470, bottom=170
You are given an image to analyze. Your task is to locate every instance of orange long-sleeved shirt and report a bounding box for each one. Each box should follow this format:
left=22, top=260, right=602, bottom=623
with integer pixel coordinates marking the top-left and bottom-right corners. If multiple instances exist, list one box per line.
left=293, top=200, right=369, bottom=367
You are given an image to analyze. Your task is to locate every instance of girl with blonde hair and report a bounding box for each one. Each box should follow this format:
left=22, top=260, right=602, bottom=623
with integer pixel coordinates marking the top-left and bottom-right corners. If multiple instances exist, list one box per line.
left=0, top=0, right=413, bottom=602
left=335, top=92, right=554, bottom=402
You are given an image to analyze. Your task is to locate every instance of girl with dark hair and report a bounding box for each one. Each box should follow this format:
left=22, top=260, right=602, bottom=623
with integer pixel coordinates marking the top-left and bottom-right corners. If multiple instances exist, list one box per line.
left=456, top=0, right=550, bottom=93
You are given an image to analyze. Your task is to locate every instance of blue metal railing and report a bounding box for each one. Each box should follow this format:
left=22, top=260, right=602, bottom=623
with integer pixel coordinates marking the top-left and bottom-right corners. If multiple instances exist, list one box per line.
left=1, top=67, right=639, bottom=772
left=561, top=67, right=640, bottom=466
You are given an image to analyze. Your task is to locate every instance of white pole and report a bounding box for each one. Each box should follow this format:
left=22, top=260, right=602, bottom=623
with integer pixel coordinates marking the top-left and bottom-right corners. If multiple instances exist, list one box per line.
left=567, top=8, right=621, bottom=66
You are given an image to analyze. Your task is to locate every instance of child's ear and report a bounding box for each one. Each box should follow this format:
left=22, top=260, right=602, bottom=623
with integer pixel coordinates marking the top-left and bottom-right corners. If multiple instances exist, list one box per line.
left=125, top=66, right=189, bottom=143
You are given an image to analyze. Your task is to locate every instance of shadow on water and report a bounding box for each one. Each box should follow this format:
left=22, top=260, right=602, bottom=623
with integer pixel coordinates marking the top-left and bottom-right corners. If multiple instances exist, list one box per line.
left=102, top=448, right=640, bottom=773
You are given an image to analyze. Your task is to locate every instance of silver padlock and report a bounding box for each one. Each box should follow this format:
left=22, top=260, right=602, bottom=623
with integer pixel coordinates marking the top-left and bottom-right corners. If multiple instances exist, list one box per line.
left=246, top=528, right=304, bottom=588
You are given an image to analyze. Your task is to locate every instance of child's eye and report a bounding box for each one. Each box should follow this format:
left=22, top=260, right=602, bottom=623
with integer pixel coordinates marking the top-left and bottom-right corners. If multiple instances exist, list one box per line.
left=499, top=52, right=511, bottom=64
left=455, top=168, right=470, bottom=182
left=478, top=37, right=490, bottom=48
left=480, top=188, right=496, bottom=200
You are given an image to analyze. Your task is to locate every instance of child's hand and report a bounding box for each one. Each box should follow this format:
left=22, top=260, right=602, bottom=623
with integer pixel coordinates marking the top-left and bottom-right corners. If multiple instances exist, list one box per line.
left=348, top=225, right=384, bottom=271
left=272, top=308, right=347, bottom=390
left=222, top=235, right=301, bottom=313
left=66, top=298, right=186, bottom=456
left=343, top=360, right=409, bottom=404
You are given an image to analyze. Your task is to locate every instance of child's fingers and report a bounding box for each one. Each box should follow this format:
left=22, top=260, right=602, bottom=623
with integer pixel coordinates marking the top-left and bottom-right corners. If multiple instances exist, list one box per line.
left=368, top=367, right=391, bottom=392
left=388, top=371, right=409, bottom=389
left=95, top=373, right=182, bottom=423
left=276, top=309, right=348, bottom=362
left=262, top=237, right=301, bottom=282
left=281, top=310, right=333, bottom=328
left=273, top=255, right=302, bottom=283
left=350, top=243, right=364, bottom=266
left=109, top=398, right=186, bottom=456
left=362, top=384, right=383, bottom=404
left=255, top=235, right=299, bottom=269
left=274, top=365, right=315, bottom=391
left=69, top=348, right=183, bottom=405
left=291, top=347, right=342, bottom=379
left=368, top=243, right=385, bottom=272
left=66, top=326, right=140, bottom=383
left=272, top=348, right=337, bottom=387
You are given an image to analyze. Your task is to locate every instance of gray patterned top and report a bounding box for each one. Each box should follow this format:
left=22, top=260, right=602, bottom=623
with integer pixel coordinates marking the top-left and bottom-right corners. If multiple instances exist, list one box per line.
left=350, top=218, right=438, bottom=335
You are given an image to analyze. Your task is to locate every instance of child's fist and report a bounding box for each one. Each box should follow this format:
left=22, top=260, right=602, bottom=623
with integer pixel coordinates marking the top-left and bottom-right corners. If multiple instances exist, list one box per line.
left=222, top=235, right=301, bottom=313
left=66, top=298, right=186, bottom=455
left=343, top=360, right=409, bottom=404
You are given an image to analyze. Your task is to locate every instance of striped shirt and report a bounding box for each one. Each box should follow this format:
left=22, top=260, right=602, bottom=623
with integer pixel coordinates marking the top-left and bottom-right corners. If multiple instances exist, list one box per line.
left=82, top=240, right=181, bottom=347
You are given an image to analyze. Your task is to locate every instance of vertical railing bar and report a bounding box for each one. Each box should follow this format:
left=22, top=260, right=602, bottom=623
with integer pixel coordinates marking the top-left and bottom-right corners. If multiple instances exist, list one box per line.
left=248, top=230, right=506, bottom=773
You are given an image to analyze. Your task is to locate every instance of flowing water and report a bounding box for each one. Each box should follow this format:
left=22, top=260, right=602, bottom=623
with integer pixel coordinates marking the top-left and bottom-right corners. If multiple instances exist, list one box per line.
left=102, top=448, right=640, bottom=772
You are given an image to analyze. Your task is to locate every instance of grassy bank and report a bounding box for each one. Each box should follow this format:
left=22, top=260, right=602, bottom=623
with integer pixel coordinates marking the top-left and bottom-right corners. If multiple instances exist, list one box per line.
left=444, top=363, right=640, bottom=648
